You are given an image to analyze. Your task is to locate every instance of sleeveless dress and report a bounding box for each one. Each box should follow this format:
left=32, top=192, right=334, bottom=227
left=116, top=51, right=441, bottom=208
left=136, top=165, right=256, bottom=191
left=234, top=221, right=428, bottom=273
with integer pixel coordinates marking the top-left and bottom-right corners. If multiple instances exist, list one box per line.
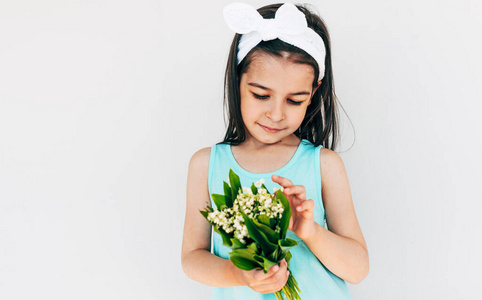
left=208, top=139, right=353, bottom=300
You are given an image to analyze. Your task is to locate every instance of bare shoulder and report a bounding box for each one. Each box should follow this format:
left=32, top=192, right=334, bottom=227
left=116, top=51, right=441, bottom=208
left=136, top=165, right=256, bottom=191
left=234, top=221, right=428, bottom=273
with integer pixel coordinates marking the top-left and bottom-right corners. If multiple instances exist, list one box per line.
left=319, top=147, right=342, bottom=161
left=187, top=147, right=210, bottom=182
left=189, top=147, right=211, bottom=173
left=186, top=146, right=212, bottom=213
left=319, top=148, right=347, bottom=189
left=190, top=147, right=211, bottom=166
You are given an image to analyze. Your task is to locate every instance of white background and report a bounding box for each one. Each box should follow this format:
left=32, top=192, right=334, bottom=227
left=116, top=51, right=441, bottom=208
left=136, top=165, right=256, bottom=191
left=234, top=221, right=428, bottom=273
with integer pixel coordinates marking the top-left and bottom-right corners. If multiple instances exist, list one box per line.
left=1, top=0, right=481, bottom=299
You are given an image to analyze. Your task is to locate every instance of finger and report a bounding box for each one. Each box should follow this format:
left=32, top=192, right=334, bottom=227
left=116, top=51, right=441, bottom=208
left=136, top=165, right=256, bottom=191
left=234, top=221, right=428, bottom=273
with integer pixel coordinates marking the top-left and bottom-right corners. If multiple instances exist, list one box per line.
left=255, top=271, right=290, bottom=294
left=279, top=259, right=288, bottom=272
left=263, top=260, right=288, bottom=284
left=283, top=185, right=306, bottom=200
left=255, top=263, right=290, bottom=293
left=251, top=259, right=287, bottom=284
left=295, top=199, right=315, bottom=213
left=252, top=263, right=280, bottom=282
left=271, top=174, right=293, bottom=188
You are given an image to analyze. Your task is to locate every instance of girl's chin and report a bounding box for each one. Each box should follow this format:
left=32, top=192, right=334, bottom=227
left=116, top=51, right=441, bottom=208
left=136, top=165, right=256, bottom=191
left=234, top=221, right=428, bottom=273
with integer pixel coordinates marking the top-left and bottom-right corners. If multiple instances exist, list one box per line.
left=251, top=133, right=290, bottom=145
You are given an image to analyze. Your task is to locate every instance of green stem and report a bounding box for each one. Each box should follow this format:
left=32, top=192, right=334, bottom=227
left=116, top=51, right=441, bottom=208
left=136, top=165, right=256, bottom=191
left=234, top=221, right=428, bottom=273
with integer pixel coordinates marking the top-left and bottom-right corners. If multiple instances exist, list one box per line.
left=274, top=291, right=282, bottom=300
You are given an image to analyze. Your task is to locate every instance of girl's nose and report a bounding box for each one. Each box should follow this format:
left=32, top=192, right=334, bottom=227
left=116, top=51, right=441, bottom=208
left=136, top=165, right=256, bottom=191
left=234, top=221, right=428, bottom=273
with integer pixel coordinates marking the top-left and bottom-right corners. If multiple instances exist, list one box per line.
left=266, top=101, right=285, bottom=122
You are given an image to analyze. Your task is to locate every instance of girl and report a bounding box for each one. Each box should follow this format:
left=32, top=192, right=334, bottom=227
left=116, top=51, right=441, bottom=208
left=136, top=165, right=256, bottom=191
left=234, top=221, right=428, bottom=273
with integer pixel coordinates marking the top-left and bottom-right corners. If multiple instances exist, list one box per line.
left=181, top=3, right=369, bottom=299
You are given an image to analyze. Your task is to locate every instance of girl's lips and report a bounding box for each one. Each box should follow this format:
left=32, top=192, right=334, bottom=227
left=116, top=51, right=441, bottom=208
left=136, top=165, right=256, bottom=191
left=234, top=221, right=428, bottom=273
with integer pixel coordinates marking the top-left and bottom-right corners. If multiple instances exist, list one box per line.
left=259, top=123, right=282, bottom=133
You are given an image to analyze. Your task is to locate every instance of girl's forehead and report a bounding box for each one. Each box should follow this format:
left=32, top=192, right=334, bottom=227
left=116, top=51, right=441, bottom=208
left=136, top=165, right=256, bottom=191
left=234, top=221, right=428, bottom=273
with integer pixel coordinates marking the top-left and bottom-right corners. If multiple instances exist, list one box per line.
left=243, top=54, right=315, bottom=88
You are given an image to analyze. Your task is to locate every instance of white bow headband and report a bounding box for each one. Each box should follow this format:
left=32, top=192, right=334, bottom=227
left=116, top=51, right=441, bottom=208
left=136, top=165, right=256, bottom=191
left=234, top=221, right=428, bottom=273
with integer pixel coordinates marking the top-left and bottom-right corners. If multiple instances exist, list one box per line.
left=223, top=2, right=326, bottom=81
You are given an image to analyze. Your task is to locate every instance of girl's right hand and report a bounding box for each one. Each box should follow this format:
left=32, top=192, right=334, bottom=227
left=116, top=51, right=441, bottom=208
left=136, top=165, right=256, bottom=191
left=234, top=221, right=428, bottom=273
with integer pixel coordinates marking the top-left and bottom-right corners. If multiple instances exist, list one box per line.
left=234, top=259, right=290, bottom=294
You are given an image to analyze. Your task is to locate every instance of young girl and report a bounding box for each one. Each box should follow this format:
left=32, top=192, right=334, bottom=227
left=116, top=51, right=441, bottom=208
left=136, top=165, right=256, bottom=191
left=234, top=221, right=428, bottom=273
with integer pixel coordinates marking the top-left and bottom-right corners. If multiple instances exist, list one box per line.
left=181, top=3, right=369, bottom=299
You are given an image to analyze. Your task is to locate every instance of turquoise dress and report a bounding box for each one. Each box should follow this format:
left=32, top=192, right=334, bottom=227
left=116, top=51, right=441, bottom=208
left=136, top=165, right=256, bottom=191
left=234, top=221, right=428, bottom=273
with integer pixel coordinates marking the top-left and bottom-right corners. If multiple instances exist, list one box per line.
left=208, top=139, right=353, bottom=299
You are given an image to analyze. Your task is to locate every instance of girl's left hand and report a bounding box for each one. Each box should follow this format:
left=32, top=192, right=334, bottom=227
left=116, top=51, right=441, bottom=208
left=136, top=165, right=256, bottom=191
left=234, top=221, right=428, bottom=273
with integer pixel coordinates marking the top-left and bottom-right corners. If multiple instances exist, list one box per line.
left=271, top=174, right=316, bottom=241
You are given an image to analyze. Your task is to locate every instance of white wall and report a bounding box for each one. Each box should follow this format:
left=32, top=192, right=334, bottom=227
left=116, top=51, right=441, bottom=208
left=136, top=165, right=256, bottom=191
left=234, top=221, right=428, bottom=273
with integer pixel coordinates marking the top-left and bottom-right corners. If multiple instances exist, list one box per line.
left=1, top=0, right=481, bottom=299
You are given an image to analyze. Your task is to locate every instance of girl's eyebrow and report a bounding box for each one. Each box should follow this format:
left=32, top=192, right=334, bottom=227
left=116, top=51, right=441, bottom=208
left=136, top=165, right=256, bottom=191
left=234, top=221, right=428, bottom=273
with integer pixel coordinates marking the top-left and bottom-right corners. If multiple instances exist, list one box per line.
left=248, top=82, right=311, bottom=96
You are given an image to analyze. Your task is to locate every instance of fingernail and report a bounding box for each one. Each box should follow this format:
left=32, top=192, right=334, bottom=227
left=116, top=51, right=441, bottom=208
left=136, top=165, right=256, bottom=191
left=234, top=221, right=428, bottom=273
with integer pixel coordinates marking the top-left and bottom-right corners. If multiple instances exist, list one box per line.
left=296, top=206, right=302, bottom=211
left=284, top=188, right=290, bottom=192
left=286, top=271, right=290, bottom=276
left=273, top=265, right=279, bottom=272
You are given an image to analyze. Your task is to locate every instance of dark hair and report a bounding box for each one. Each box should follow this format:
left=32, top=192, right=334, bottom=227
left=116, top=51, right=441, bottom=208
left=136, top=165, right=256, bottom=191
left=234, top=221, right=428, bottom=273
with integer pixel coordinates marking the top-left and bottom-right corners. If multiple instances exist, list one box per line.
left=220, top=3, right=342, bottom=151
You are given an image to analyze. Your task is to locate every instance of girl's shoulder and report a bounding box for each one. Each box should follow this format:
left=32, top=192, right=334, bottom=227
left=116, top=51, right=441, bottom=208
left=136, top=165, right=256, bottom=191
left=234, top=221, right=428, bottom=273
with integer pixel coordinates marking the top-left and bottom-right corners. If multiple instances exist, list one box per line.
left=319, top=147, right=339, bottom=161
left=188, top=147, right=211, bottom=174
left=186, top=147, right=212, bottom=198
left=319, top=147, right=346, bottom=188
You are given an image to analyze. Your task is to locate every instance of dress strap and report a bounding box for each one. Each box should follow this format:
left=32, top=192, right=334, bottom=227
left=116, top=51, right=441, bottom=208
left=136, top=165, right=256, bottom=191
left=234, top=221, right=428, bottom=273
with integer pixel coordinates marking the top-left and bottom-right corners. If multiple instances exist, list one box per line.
left=208, top=144, right=218, bottom=195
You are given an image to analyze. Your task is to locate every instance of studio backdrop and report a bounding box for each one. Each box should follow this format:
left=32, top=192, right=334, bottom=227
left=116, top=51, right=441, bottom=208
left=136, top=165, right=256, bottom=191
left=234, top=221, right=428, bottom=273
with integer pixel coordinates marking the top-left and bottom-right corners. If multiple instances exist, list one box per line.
left=1, top=0, right=481, bottom=299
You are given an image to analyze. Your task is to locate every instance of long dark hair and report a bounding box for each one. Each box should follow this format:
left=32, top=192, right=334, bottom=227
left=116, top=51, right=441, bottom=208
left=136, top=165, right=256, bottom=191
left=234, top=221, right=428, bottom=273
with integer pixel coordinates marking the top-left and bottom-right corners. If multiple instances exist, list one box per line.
left=220, top=3, right=341, bottom=151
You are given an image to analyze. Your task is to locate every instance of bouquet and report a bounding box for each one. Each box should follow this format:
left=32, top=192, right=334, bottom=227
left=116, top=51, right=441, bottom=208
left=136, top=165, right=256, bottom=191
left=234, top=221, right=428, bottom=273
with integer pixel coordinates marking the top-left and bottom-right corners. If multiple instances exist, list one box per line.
left=200, top=169, right=301, bottom=300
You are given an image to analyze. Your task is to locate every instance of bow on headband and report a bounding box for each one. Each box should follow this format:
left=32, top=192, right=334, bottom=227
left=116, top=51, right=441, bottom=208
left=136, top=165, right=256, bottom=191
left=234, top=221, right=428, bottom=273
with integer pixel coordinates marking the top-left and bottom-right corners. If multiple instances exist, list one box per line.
left=223, top=2, right=326, bottom=81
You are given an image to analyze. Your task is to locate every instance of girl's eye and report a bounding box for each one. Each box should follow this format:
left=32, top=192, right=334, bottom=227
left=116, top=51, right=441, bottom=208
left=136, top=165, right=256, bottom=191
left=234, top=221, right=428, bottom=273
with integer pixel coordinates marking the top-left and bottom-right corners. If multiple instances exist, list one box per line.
left=252, top=93, right=303, bottom=106
left=253, top=93, right=269, bottom=100
left=288, top=99, right=303, bottom=106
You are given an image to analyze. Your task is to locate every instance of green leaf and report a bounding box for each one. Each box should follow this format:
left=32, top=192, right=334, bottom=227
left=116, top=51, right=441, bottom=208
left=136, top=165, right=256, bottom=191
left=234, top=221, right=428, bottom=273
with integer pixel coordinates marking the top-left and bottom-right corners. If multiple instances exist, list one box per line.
left=246, top=242, right=259, bottom=253
left=229, top=169, right=242, bottom=203
left=279, top=238, right=298, bottom=253
left=261, top=183, right=270, bottom=194
left=229, top=248, right=263, bottom=271
left=241, top=212, right=277, bottom=257
left=200, top=210, right=209, bottom=219
left=253, top=255, right=264, bottom=264
left=254, top=255, right=277, bottom=273
left=253, top=219, right=279, bottom=244
left=285, top=251, right=292, bottom=264
left=223, top=181, right=233, bottom=207
left=276, top=190, right=291, bottom=239
left=230, top=238, right=245, bottom=250
left=257, top=214, right=270, bottom=226
left=213, top=226, right=232, bottom=248
left=200, top=207, right=214, bottom=222
left=278, top=251, right=286, bottom=262
left=211, top=194, right=226, bottom=209
left=250, top=183, right=258, bottom=195
left=267, top=246, right=281, bottom=263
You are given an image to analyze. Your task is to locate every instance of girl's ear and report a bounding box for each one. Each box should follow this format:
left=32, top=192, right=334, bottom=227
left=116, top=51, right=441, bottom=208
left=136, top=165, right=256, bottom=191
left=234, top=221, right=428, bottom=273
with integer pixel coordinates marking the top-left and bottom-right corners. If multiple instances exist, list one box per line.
left=308, top=80, right=322, bottom=105
left=312, top=80, right=322, bottom=95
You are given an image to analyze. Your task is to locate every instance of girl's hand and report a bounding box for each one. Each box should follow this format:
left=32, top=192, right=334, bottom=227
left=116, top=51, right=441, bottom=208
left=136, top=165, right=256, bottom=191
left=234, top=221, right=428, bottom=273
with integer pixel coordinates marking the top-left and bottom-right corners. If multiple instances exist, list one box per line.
left=234, top=259, right=289, bottom=294
left=272, top=174, right=316, bottom=240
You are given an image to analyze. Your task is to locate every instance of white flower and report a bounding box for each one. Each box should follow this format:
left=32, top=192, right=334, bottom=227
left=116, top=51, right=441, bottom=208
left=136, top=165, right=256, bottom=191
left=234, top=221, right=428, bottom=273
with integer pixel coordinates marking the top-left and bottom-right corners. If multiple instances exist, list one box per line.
left=205, top=179, right=290, bottom=246
left=242, top=187, right=253, bottom=194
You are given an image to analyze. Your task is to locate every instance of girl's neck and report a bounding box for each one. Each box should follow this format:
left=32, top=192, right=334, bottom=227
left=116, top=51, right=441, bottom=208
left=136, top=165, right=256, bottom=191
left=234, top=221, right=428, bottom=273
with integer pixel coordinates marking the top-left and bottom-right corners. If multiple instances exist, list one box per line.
left=240, top=134, right=300, bottom=151
left=230, top=134, right=302, bottom=174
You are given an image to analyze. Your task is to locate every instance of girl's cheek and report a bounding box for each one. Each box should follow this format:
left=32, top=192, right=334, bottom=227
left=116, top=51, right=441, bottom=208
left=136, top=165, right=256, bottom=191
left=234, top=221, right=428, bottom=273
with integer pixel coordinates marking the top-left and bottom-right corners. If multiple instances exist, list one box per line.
left=246, top=99, right=263, bottom=111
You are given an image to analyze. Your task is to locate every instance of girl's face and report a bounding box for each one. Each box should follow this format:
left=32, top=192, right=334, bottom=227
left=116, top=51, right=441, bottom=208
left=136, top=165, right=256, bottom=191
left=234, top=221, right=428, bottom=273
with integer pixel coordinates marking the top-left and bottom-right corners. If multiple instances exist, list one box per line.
left=239, top=52, right=319, bottom=145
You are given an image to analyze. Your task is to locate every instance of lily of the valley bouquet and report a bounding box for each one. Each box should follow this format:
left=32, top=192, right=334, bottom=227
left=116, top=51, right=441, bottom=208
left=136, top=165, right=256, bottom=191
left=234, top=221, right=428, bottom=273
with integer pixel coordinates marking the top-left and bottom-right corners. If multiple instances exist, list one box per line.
left=200, top=169, right=301, bottom=300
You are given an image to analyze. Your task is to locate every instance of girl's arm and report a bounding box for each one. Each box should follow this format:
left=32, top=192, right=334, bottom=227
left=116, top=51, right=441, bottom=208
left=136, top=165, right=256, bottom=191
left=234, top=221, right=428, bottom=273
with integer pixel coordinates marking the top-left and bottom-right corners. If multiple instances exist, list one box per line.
left=181, top=147, right=240, bottom=287
left=181, top=148, right=289, bottom=291
left=272, top=148, right=369, bottom=284
left=313, top=148, right=369, bottom=284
